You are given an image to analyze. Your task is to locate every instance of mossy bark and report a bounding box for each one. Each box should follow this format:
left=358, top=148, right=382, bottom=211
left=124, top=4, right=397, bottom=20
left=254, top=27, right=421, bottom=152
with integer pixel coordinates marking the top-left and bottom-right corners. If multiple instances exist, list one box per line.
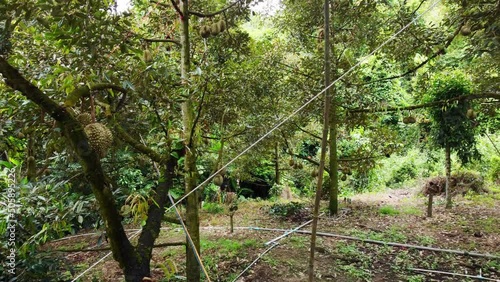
left=179, top=1, right=201, bottom=281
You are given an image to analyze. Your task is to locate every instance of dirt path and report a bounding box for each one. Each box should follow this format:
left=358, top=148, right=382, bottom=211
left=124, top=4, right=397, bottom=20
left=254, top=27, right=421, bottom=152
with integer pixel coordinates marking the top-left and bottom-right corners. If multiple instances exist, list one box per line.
left=44, top=184, right=500, bottom=281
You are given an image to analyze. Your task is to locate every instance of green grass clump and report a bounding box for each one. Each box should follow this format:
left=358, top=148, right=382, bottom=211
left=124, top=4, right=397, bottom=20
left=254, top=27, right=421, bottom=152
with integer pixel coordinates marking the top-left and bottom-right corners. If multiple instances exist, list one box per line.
left=378, top=205, right=400, bottom=216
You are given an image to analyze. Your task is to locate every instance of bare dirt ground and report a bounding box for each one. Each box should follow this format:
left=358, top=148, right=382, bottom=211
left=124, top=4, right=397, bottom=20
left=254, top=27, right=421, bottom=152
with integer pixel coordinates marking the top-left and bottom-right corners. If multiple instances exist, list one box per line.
left=45, top=183, right=500, bottom=281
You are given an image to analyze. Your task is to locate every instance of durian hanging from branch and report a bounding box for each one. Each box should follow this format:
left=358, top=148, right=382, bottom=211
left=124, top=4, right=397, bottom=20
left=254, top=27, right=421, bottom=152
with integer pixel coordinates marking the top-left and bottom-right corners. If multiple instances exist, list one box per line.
left=199, top=19, right=227, bottom=38
left=64, top=83, right=128, bottom=114
left=84, top=122, right=113, bottom=159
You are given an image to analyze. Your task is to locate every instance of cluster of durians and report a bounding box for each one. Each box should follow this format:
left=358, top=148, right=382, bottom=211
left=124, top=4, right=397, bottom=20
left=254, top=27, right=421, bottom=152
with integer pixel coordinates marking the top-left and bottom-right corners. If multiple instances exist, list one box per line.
left=289, top=159, right=303, bottom=170
left=213, top=174, right=224, bottom=186
left=402, top=116, right=416, bottom=124
left=77, top=113, right=113, bottom=159
left=466, top=109, right=477, bottom=119
left=200, top=20, right=226, bottom=38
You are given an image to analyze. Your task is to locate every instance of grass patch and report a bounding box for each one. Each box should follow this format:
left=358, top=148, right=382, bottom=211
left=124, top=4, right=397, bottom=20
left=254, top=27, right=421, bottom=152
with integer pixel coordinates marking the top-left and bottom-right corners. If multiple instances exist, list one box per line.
left=401, top=206, right=423, bottom=216
left=201, top=237, right=257, bottom=256
left=337, top=243, right=365, bottom=258
left=288, top=236, right=308, bottom=248
left=415, top=235, right=436, bottom=246
left=407, top=274, right=426, bottom=282
left=477, top=217, right=499, bottom=233
left=379, top=205, right=400, bottom=216
left=338, top=264, right=371, bottom=280
left=202, top=202, right=225, bottom=214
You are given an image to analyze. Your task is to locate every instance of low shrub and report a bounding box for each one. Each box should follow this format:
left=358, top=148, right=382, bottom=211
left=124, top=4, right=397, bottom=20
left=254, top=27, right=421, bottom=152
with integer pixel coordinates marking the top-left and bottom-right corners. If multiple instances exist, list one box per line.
left=268, top=201, right=309, bottom=221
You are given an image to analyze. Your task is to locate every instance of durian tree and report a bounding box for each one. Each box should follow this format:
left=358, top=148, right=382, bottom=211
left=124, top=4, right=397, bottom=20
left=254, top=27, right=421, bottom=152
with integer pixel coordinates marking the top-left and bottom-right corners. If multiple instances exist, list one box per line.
left=424, top=71, right=479, bottom=209
left=0, top=0, right=253, bottom=281
left=274, top=0, right=500, bottom=214
left=276, top=0, right=450, bottom=214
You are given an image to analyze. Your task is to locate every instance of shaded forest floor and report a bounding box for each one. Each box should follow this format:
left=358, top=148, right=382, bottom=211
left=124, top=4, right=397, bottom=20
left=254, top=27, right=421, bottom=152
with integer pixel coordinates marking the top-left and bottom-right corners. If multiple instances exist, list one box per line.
left=46, top=183, right=500, bottom=281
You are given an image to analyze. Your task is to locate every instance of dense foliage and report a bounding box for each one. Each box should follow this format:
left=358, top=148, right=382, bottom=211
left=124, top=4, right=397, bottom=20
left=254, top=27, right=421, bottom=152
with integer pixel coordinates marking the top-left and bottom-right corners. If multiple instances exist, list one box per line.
left=0, top=0, right=498, bottom=281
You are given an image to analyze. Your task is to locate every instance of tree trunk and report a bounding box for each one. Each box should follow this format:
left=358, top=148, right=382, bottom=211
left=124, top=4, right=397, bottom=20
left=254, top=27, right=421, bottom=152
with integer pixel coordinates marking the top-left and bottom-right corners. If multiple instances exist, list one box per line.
left=309, top=2, right=331, bottom=281
left=445, top=144, right=452, bottom=209
left=0, top=57, right=137, bottom=274
left=275, top=142, right=280, bottom=184
left=179, top=1, right=201, bottom=281
left=123, top=261, right=151, bottom=282
left=427, top=194, right=433, bottom=218
left=328, top=107, right=338, bottom=216
left=325, top=0, right=338, bottom=216
left=230, top=213, right=234, bottom=233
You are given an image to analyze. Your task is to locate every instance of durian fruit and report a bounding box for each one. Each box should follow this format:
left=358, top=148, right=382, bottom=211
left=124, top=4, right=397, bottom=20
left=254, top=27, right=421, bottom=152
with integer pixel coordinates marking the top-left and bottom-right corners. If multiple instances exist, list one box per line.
left=200, top=26, right=210, bottom=38
left=289, top=159, right=295, bottom=167
left=143, top=49, right=152, bottom=62
left=213, top=174, right=223, bottom=186
left=466, top=109, right=477, bottom=119
left=210, top=23, right=219, bottom=36
left=77, top=113, right=92, bottom=127
left=297, top=162, right=303, bottom=169
left=460, top=24, right=471, bottom=36
left=311, top=170, right=318, bottom=178
left=341, top=174, right=347, bottom=181
left=217, top=20, right=226, bottom=33
left=403, top=116, right=416, bottom=124
left=84, top=123, right=113, bottom=158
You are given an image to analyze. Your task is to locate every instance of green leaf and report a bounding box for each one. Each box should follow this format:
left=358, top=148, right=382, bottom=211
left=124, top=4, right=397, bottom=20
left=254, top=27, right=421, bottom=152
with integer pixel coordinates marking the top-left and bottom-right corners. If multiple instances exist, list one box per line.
left=0, top=161, right=14, bottom=168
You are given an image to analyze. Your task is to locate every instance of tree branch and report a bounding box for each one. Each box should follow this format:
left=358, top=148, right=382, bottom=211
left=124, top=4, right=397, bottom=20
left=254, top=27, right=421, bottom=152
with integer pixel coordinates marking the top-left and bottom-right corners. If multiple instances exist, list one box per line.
left=170, top=0, right=183, bottom=18
left=66, top=83, right=127, bottom=112
left=292, top=122, right=322, bottom=140
left=143, top=38, right=182, bottom=46
left=189, top=82, right=207, bottom=148
left=352, top=23, right=461, bottom=86
left=113, top=122, right=167, bottom=164
left=152, top=99, right=170, bottom=139
left=189, top=0, right=245, bottom=18
left=0, top=56, right=135, bottom=268
left=348, top=93, right=500, bottom=113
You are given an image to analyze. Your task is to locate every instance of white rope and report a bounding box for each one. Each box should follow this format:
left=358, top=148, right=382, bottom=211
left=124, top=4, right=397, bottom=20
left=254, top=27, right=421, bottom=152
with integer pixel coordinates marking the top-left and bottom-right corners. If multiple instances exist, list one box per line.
left=168, top=193, right=212, bottom=282
left=70, top=230, right=142, bottom=282
left=168, top=0, right=442, bottom=210
left=231, top=243, right=280, bottom=282
left=265, top=218, right=314, bottom=246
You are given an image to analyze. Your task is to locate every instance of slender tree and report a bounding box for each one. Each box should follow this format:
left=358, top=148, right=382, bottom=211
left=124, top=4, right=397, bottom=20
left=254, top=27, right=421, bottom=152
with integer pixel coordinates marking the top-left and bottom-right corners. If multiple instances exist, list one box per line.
left=425, top=71, right=478, bottom=209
